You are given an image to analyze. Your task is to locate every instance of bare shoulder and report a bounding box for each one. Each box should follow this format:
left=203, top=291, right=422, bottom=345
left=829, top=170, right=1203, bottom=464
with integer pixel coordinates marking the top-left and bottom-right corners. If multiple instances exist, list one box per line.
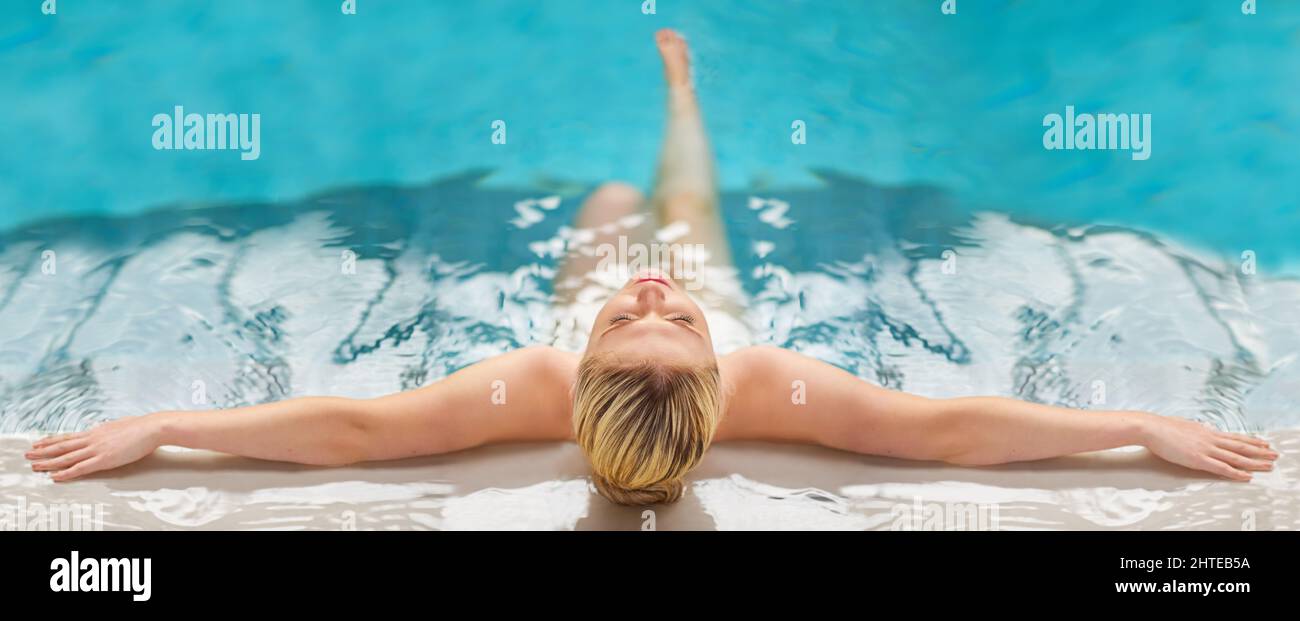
left=717, top=345, right=800, bottom=387
left=450, top=345, right=579, bottom=442
left=714, top=345, right=884, bottom=445
left=525, top=345, right=580, bottom=387
left=519, top=345, right=580, bottom=438
left=715, top=345, right=793, bottom=442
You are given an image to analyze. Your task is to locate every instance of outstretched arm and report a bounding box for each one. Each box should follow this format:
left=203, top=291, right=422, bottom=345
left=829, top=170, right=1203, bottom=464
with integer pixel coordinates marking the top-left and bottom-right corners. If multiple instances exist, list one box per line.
left=717, top=346, right=1277, bottom=480
left=26, top=346, right=578, bottom=481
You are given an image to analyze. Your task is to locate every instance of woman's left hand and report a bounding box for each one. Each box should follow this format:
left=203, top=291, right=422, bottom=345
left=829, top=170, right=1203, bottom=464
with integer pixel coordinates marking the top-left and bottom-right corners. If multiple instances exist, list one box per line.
left=25, top=414, right=165, bottom=481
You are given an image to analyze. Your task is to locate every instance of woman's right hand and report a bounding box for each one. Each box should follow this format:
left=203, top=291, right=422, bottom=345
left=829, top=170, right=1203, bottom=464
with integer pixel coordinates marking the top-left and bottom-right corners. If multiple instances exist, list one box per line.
left=1139, top=415, right=1278, bottom=481
left=25, top=414, right=167, bottom=481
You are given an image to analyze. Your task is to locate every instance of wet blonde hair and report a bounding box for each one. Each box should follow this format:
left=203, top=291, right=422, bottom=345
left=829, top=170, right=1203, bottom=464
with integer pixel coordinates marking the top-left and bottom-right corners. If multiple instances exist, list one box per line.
left=572, top=353, right=723, bottom=505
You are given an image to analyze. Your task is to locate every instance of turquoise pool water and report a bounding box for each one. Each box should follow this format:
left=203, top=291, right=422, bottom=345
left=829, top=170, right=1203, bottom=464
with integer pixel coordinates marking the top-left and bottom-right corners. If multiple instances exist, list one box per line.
left=1, top=1, right=1299, bottom=435
left=3, top=0, right=1298, bottom=267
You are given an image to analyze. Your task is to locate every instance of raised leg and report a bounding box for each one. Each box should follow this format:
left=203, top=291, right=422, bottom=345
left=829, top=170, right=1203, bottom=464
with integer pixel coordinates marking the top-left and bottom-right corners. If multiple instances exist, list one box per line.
left=649, top=29, right=732, bottom=269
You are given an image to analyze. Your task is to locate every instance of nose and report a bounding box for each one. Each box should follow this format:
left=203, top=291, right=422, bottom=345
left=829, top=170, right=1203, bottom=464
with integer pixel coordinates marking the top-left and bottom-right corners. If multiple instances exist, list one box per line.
left=635, top=285, right=665, bottom=307
left=633, top=282, right=667, bottom=311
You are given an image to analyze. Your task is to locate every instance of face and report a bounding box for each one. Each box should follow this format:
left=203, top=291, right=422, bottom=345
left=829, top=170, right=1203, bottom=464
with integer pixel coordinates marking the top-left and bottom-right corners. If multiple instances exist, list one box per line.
left=586, top=269, right=716, bottom=366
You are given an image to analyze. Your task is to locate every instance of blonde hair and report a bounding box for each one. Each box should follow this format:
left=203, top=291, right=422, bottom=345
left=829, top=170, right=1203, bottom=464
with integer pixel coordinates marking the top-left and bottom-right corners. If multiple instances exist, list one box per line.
left=572, top=353, right=723, bottom=505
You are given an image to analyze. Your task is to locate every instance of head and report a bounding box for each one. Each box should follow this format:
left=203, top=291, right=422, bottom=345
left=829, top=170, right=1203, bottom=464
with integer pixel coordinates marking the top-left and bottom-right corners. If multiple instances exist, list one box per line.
left=573, top=270, right=722, bottom=505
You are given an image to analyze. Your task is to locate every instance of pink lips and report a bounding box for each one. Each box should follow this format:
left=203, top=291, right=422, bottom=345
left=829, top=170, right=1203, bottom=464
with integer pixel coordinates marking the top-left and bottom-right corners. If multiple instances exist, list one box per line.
left=635, top=276, right=672, bottom=288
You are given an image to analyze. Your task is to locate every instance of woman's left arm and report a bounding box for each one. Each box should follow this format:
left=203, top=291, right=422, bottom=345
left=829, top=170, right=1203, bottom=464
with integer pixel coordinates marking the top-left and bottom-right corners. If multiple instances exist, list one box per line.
left=717, top=346, right=1277, bottom=480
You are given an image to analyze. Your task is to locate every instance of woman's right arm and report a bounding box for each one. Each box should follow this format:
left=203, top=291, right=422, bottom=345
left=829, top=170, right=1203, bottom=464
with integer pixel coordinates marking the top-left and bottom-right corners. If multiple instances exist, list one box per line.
left=26, top=346, right=579, bottom=481
left=718, top=346, right=1276, bottom=480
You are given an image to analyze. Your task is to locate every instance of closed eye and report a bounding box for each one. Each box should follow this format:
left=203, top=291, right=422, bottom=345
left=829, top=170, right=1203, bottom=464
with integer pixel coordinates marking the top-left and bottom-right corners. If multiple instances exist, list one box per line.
left=600, top=309, right=702, bottom=335
left=607, top=313, right=636, bottom=326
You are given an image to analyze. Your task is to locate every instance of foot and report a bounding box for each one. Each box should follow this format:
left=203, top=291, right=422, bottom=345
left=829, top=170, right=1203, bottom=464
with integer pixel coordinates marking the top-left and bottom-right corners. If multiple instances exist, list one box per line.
left=655, top=29, right=692, bottom=88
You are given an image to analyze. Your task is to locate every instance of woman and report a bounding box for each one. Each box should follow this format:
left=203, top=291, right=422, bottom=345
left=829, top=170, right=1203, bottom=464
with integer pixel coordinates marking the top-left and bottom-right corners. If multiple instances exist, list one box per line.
left=25, top=31, right=1277, bottom=505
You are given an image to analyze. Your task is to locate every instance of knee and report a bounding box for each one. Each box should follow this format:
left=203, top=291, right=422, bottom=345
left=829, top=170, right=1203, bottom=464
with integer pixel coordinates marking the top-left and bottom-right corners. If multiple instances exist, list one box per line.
left=589, top=182, right=645, bottom=205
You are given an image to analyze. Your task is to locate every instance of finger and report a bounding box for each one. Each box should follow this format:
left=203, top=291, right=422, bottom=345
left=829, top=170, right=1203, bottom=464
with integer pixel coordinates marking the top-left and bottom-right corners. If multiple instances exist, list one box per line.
left=1212, top=448, right=1274, bottom=472
left=31, top=431, right=88, bottom=449
left=1218, top=432, right=1270, bottom=449
left=50, top=456, right=106, bottom=482
left=25, top=437, right=90, bottom=461
left=1214, top=437, right=1279, bottom=461
left=1199, top=455, right=1252, bottom=481
left=31, top=447, right=94, bottom=472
